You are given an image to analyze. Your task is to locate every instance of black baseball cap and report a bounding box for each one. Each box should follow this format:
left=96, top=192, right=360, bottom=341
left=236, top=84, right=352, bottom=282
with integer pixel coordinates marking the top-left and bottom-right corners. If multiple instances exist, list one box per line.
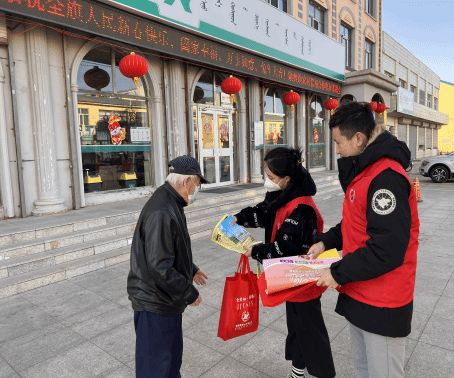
left=168, top=156, right=210, bottom=184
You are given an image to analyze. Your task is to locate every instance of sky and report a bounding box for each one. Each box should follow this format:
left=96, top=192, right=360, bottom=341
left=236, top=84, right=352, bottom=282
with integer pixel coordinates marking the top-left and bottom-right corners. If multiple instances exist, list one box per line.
left=383, top=0, right=454, bottom=84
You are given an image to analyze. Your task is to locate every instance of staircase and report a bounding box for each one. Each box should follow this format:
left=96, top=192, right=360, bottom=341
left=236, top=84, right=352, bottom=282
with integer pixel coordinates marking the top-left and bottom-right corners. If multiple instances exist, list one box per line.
left=0, top=175, right=343, bottom=299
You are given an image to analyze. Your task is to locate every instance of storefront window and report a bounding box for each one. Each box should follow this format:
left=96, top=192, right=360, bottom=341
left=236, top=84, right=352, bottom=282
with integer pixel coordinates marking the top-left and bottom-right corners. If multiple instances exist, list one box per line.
left=264, top=89, right=287, bottom=147
left=77, top=46, right=152, bottom=193
left=309, top=96, right=326, bottom=168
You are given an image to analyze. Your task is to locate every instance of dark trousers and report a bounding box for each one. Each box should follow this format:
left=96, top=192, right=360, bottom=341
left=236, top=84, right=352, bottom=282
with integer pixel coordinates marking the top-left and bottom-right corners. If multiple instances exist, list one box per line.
left=134, top=311, right=183, bottom=378
left=285, top=297, right=336, bottom=378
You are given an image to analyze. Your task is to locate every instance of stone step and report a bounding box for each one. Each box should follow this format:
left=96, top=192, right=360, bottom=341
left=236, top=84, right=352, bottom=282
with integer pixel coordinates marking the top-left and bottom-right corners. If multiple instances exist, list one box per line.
left=0, top=211, right=139, bottom=248
left=0, top=202, right=256, bottom=279
left=0, top=207, right=247, bottom=299
left=0, top=221, right=137, bottom=262
left=0, top=196, right=261, bottom=263
left=0, top=187, right=268, bottom=248
left=0, top=233, right=133, bottom=279
left=0, top=246, right=132, bottom=299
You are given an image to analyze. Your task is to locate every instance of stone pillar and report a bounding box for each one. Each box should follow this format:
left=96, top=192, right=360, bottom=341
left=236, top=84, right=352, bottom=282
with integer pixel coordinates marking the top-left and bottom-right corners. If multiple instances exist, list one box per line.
left=238, top=107, right=248, bottom=183
left=248, top=79, right=263, bottom=183
left=296, top=93, right=308, bottom=169
left=0, top=62, right=14, bottom=218
left=431, top=128, right=434, bottom=151
left=152, top=96, right=167, bottom=186
left=70, top=83, right=85, bottom=208
left=165, top=60, right=187, bottom=160
left=416, top=126, right=419, bottom=159
left=406, top=124, right=410, bottom=148
left=26, top=27, right=66, bottom=216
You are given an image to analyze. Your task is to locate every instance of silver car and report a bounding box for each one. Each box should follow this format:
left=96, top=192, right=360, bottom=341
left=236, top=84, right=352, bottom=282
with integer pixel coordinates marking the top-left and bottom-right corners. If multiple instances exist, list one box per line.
left=419, top=152, right=454, bottom=183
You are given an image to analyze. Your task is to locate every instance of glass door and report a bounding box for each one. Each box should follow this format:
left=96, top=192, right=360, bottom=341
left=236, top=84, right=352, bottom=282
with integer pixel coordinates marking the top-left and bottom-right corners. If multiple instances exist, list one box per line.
left=198, top=107, right=233, bottom=187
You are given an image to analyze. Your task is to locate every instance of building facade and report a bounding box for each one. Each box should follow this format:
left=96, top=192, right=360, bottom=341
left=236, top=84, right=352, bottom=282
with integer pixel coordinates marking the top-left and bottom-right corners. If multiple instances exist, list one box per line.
left=438, top=80, right=454, bottom=153
left=288, top=0, right=400, bottom=168
left=0, top=0, right=346, bottom=219
left=291, top=0, right=381, bottom=73
left=382, top=32, right=449, bottom=159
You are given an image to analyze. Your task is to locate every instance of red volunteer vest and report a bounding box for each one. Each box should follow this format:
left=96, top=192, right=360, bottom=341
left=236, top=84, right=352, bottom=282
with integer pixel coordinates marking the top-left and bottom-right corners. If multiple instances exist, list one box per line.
left=270, top=196, right=325, bottom=303
left=271, top=197, right=324, bottom=243
left=340, top=158, right=419, bottom=308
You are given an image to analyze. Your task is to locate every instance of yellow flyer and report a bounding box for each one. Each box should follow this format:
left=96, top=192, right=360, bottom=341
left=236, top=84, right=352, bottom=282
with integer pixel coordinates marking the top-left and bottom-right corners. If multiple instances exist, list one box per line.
left=212, top=214, right=258, bottom=253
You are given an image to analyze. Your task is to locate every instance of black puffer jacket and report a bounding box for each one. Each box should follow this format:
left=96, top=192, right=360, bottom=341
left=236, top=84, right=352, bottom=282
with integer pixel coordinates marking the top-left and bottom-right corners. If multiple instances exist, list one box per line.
left=127, top=182, right=199, bottom=315
left=235, top=168, right=319, bottom=263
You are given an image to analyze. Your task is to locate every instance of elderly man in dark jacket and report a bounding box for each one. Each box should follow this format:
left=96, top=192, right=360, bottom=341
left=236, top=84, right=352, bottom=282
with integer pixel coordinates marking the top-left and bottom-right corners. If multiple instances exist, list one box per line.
left=127, top=156, right=209, bottom=378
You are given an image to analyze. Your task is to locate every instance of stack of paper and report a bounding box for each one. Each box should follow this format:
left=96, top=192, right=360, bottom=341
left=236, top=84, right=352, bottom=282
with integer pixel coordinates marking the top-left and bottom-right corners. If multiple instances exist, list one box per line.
left=263, top=249, right=341, bottom=294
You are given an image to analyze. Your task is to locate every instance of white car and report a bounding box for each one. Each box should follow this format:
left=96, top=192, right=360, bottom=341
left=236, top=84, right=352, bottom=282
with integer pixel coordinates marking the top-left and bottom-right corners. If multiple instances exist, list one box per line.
left=419, top=152, right=454, bottom=183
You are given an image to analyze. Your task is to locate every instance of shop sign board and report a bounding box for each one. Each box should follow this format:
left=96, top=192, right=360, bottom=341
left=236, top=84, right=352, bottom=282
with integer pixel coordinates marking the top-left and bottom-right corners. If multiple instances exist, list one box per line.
left=130, top=127, right=151, bottom=143
left=105, top=0, right=345, bottom=81
left=0, top=0, right=342, bottom=96
left=397, top=87, right=415, bottom=116
left=221, top=93, right=233, bottom=108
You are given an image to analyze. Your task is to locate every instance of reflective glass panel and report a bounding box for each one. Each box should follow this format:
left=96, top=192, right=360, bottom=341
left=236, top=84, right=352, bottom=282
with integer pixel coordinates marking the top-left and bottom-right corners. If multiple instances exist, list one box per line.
left=219, top=156, right=231, bottom=182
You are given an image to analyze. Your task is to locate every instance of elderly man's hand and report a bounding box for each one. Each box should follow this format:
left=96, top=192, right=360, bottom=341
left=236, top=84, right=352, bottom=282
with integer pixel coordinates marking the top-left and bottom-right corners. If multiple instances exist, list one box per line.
left=243, top=246, right=252, bottom=257
left=316, top=268, right=339, bottom=289
left=193, top=270, right=208, bottom=285
left=189, top=294, right=202, bottom=306
left=302, top=241, right=325, bottom=259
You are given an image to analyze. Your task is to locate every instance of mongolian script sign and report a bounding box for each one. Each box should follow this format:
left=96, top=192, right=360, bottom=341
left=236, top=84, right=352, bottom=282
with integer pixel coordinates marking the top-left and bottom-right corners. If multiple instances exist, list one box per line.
left=106, top=0, right=345, bottom=81
left=0, top=0, right=342, bottom=96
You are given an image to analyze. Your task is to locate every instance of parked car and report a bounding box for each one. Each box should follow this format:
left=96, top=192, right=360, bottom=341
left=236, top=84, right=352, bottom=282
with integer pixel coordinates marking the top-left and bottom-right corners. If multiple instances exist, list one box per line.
left=419, top=152, right=454, bottom=183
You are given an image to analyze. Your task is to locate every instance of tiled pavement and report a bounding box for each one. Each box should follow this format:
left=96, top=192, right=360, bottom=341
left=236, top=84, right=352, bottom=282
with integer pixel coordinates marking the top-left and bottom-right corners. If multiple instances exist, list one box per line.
left=1, top=171, right=454, bottom=377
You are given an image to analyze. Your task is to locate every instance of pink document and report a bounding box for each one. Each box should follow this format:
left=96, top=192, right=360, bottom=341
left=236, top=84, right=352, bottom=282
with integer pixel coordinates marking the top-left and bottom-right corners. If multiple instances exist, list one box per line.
left=263, top=256, right=341, bottom=294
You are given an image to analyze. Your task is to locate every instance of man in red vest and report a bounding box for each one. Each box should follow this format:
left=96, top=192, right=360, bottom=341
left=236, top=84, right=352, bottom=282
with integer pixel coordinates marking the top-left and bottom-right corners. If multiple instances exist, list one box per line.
left=308, top=101, right=419, bottom=378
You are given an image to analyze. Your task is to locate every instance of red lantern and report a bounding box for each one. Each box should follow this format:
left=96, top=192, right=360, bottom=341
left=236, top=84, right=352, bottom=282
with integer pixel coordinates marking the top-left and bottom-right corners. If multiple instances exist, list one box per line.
left=324, top=98, right=339, bottom=115
left=221, top=75, right=242, bottom=103
left=119, top=52, right=148, bottom=89
left=84, top=66, right=110, bottom=91
left=375, top=103, right=387, bottom=117
left=369, top=101, right=378, bottom=112
left=283, top=90, right=300, bottom=111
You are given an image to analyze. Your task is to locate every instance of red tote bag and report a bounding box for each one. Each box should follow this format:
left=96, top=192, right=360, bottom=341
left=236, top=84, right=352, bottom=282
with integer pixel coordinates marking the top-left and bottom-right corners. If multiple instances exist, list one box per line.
left=217, top=254, right=259, bottom=341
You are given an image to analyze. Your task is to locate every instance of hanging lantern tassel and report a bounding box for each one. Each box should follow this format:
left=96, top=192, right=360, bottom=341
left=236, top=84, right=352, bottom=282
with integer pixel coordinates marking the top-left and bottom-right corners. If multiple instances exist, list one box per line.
left=230, top=94, right=236, bottom=104
left=331, top=109, right=334, bottom=115
left=133, top=77, right=140, bottom=89
left=291, top=104, right=295, bottom=111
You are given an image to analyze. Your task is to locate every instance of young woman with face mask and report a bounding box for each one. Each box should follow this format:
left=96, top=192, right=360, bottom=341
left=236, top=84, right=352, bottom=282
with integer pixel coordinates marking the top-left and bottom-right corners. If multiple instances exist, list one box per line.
left=233, top=147, right=336, bottom=378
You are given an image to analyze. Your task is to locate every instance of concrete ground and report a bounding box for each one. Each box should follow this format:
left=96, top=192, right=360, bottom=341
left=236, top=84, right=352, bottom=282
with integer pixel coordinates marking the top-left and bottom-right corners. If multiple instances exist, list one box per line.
left=1, top=170, right=454, bottom=378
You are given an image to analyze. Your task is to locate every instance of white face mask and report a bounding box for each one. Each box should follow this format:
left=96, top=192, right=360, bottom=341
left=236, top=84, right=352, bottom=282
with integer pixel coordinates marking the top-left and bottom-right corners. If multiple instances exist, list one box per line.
left=185, top=179, right=199, bottom=204
left=264, top=177, right=283, bottom=192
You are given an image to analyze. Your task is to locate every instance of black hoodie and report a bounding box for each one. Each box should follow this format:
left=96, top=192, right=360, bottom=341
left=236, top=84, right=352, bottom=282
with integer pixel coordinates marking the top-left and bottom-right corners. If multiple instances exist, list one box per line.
left=317, top=131, right=414, bottom=337
left=235, top=167, right=318, bottom=264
